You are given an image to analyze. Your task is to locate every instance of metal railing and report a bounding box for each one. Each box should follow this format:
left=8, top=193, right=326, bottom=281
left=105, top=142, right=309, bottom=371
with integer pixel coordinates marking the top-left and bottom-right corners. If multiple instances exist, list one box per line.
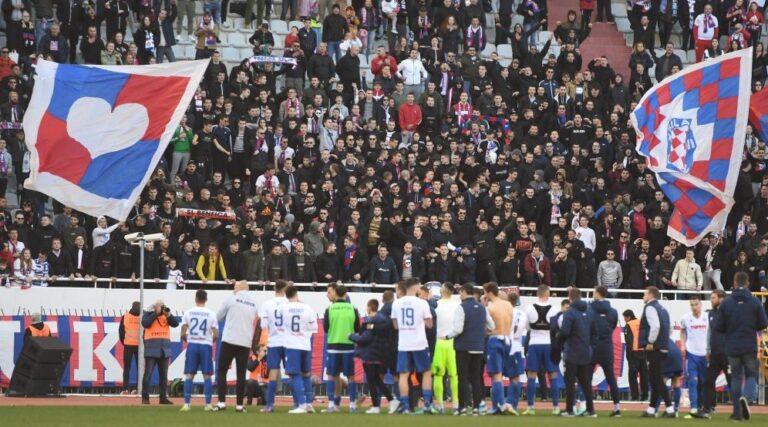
left=6, top=277, right=760, bottom=298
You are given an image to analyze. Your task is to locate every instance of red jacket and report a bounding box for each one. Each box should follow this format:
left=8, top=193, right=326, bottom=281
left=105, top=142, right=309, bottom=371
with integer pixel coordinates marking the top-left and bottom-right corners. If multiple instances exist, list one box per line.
left=523, top=254, right=552, bottom=286
left=371, top=54, right=398, bottom=76
left=580, top=0, right=595, bottom=10
left=398, top=102, right=422, bottom=131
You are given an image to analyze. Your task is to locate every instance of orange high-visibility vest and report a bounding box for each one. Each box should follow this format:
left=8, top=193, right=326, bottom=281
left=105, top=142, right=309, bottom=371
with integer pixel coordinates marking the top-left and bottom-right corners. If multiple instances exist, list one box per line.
left=626, top=318, right=641, bottom=351
left=123, top=313, right=140, bottom=346
left=27, top=323, right=51, bottom=337
left=144, top=315, right=170, bottom=340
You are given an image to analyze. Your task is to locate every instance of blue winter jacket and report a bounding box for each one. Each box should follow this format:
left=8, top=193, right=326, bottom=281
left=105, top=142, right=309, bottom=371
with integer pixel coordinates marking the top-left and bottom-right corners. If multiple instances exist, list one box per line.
left=557, top=299, right=595, bottom=365
left=716, top=287, right=768, bottom=356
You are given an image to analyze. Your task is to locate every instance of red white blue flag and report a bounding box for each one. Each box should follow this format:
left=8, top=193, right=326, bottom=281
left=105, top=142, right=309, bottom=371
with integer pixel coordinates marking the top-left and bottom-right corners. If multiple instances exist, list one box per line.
left=22, top=59, right=208, bottom=220
left=748, top=86, right=768, bottom=142
left=631, top=48, right=752, bottom=246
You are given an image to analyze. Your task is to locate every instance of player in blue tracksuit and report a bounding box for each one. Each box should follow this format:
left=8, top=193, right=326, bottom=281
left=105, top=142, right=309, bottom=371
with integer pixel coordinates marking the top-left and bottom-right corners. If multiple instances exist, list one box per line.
left=557, top=288, right=596, bottom=418
left=589, top=286, right=621, bottom=416
left=715, top=272, right=768, bottom=421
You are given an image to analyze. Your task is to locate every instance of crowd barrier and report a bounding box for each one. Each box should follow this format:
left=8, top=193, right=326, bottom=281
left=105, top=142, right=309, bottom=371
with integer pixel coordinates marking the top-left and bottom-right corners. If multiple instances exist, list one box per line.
left=1, top=286, right=746, bottom=395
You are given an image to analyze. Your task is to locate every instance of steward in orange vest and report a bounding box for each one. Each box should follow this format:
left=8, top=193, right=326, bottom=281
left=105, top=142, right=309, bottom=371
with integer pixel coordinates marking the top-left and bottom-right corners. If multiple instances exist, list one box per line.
left=119, top=301, right=142, bottom=393
left=141, top=301, right=179, bottom=404
left=24, top=312, right=51, bottom=343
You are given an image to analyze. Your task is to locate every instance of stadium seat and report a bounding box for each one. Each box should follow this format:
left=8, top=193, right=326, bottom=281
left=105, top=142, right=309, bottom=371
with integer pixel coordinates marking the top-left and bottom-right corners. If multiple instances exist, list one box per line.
left=217, top=32, right=228, bottom=45
left=228, top=32, right=247, bottom=47
left=615, top=18, right=631, bottom=33
left=497, top=44, right=513, bottom=59
left=222, top=47, right=241, bottom=62
left=240, top=47, right=255, bottom=59
left=289, top=20, right=303, bottom=31
left=274, top=36, right=285, bottom=49
left=687, top=50, right=697, bottom=64
left=171, top=45, right=185, bottom=59
left=611, top=3, right=628, bottom=18
left=358, top=54, right=369, bottom=68
left=481, top=43, right=496, bottom=58
left=185, top=45, right=197, bottom=59
left=270, top=20, right=288, bottom=35
left=230, top=17, right=245, bottom=29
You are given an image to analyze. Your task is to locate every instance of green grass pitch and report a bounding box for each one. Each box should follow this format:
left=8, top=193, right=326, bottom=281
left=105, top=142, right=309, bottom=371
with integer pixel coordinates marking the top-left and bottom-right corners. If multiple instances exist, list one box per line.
left=1, top=406, right=763, bottom=427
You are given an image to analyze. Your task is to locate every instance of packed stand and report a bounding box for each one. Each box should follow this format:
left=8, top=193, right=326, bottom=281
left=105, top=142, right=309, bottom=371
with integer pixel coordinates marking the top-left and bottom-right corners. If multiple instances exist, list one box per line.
left=0, top=0, right=766, bottom=292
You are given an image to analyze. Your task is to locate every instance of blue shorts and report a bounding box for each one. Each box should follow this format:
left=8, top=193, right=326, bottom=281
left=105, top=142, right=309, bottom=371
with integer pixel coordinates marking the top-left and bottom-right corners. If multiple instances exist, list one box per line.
left=505, top=352, right=525, bottom=378
left=526, top=344, right=557, bottom=373
left=325, top=352, right=355, bottom=376
left=184, top=343, right=213, bottom=375
left=396, top=349, right=431, bottom=373
left=486, top=337, right=510, bottom=375
left=285, top=349, right=312, bottom=375
left=266, top=346, right=286, bottom=370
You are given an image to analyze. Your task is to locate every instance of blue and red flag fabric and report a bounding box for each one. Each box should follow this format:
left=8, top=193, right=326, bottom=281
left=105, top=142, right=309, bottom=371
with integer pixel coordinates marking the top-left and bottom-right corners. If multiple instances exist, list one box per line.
left=749, top=86, right=768, bottom=142
left=22, top=59, right=208, bottom=220
left=631, top=48, right=752, bottom=246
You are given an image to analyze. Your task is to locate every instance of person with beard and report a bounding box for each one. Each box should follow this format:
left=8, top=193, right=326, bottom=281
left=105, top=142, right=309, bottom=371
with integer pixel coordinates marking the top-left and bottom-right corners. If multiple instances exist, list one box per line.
left=551, top=246, right=576, bottom=288
left=264, top=244, right=289, bottom=283
left=221, top=240, right=244, bottom=280
left=419, top=95, right=440, bottom=135
left=472, top=220, right=498, bottom=283
left=288, top=240, right=316, bottom=283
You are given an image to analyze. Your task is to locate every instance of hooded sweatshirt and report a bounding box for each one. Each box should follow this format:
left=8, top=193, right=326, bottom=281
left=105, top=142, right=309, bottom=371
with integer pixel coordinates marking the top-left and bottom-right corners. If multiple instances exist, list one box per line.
left=557, top=299, right=594, bottom=365
left=589, top=299, right=618, bottom=352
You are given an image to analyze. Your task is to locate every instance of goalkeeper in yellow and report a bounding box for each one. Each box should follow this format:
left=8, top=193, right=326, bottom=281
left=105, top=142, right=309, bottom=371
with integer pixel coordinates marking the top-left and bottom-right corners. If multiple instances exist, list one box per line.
left=432, top=283, right=460, bottom=414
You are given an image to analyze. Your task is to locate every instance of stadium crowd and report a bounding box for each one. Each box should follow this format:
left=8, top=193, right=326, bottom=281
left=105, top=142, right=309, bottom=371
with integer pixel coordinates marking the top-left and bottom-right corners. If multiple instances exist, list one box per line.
left=0, top=0, right=767, bottom=291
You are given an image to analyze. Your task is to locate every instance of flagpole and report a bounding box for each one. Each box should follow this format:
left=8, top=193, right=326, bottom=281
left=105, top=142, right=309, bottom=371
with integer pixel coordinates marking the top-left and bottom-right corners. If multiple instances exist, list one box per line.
left=137, top=238, right=145, bottom=397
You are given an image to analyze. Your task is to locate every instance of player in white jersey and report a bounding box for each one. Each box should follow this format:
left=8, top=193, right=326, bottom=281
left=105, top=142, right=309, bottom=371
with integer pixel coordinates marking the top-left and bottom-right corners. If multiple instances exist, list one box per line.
left=504, top=292, right=527, bottom=414
left=391, top=280, right=434, bottom=414
left=258, top=279, right=289, bottom=412
left=180, top=290, right=218, bottom=412
left=432, top=283, right=459, bottom=413
left=523, top=285, right=561, bottom=414
left=215, top=281, right=259, bottom=413
left=279, top=286, right=319, bottom=414
left=680, top=295, right=709, bottom=417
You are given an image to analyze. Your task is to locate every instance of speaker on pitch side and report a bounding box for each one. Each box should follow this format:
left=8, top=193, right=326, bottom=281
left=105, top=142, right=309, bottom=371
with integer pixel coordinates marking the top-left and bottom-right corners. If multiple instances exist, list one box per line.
left=6, top=337, right=72, bottom=397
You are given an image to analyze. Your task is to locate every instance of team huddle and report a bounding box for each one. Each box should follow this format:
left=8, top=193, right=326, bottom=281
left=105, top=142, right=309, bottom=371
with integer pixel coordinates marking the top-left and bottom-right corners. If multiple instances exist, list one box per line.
left=176, top=274, right=767, bottom=419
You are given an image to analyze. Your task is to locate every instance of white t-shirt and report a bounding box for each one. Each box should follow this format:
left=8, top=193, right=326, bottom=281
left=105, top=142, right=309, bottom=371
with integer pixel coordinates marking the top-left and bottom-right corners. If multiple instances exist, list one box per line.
left=681, top=311, right=709, bottom=357
left=279, top=301, right=318, bottom=351
left=435, top=299, right=459, bottom=338
left=391, top=295, right=432, bottom=351
left=217, top=291, right=259, bottom=348
left=509, top=309, right=527, bottom=354
left=524, top=302, right=557, bottom=345
left=182, top=306, right=218, bottom=346
left=259, top=296, right=288, bottom=348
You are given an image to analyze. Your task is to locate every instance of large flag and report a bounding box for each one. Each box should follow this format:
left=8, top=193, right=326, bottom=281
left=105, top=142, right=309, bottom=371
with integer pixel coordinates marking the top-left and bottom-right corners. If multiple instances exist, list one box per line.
left=23, top=59, right=208, bottom=220
left=749, top=86, right=768, bottom=142
left=631, top=48, right=752, bottom=246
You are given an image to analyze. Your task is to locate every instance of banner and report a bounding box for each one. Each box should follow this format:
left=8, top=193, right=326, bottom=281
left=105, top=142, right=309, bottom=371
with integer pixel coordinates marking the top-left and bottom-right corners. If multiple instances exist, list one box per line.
left=0, top=289, right=729, bottom=392
left=631, top=49, right=752, bottom=246
left=176, top=208, right=236, bottom=221
left=248, top=56, right=297, bottom=68
left=0, top=314, right=343, bottom=389
left=22, top=59, right=209, bottom=221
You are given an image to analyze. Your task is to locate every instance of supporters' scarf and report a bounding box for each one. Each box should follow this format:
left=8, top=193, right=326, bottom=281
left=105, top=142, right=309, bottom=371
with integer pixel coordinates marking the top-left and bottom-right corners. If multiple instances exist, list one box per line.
left=466, top=25, right=482, bottom=48
left=454, top=101, right=472, bottom=126
left=176, top=208, right=236, bottom=221
left=704, top=13, right=715, bottom=31
left=248, top=55, right=298, bottom=67
left=343, top=244, right=357, bottom=270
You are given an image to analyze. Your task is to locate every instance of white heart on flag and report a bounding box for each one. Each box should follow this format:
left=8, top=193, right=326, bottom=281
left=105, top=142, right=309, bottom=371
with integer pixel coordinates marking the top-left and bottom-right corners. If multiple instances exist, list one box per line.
left=66, top=96, right=149, bottom=159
